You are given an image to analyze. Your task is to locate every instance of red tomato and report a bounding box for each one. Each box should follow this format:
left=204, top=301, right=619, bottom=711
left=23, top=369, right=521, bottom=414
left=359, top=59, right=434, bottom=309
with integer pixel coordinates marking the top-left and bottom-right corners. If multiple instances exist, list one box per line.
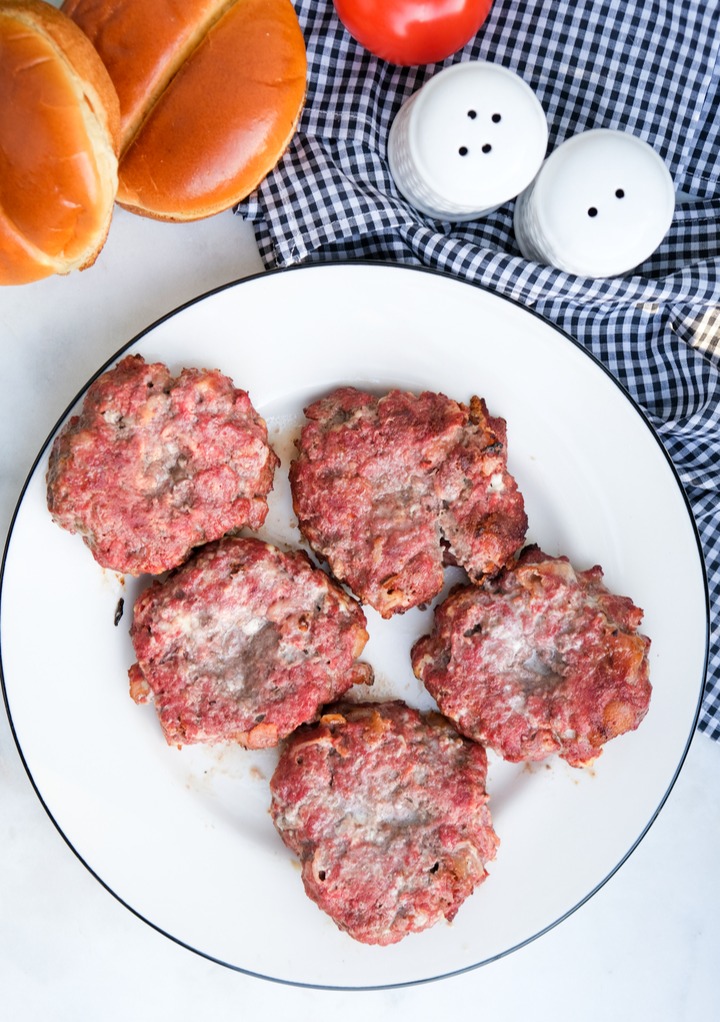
left=332, top=0, right=494, bottom=66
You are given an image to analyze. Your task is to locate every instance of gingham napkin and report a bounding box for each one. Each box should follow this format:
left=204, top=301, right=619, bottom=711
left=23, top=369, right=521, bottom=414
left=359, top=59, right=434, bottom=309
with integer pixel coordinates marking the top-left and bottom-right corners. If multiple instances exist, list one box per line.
left=236, top=0, right=720, bottom=739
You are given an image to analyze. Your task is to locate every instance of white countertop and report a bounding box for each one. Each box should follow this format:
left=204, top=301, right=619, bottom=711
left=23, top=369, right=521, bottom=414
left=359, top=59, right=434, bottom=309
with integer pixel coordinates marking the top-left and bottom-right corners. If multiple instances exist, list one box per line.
left=1, top=208, right=718, bottom=1021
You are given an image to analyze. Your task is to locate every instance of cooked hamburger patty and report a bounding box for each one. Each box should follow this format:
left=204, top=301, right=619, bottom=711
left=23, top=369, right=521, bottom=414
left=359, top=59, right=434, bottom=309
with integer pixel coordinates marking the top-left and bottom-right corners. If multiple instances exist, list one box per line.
left=128, top=537, right=372, bottom=748
left=270, top=700, right=499, bottom=945
left=411, top=546, right=652, bottom=767
left=46, top=354, right=278, bottom=575
left=289, top=387, right=528, bottom=618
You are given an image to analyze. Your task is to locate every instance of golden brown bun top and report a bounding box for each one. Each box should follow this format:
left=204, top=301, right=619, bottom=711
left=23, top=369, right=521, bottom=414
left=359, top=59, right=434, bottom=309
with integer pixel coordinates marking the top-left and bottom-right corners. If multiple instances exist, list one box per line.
left=61, top=0, right=229, bottom=153
left=0, top=0, right=120, bottom=284
left=63, top=0, right=307, bottom=221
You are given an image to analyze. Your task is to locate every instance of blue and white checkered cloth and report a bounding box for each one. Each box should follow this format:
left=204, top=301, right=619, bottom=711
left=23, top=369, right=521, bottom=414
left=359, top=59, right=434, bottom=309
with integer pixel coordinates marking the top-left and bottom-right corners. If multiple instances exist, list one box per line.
left=237, top=0, right=720, bottom=739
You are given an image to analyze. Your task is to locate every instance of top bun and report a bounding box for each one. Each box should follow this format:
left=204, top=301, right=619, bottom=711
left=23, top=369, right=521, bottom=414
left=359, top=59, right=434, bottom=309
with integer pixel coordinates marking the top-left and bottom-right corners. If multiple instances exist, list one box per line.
left=62, top=0, right=307, bottom=221
left=0, top=0, right=120, bottom=285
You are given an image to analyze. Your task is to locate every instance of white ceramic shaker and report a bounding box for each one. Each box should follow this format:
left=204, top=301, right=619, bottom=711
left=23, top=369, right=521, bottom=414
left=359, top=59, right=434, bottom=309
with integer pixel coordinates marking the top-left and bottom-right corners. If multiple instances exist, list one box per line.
left=388, top=61, right=548, bottom=221
left=513, top=128, right=676, bottom=276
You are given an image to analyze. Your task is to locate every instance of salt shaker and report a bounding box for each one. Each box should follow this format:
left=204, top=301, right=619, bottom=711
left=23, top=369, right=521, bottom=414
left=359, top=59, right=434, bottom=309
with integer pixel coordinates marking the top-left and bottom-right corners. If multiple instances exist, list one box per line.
left=388, top=61, right=548, bottom=222
left=513, top=129, right=676, bottom=277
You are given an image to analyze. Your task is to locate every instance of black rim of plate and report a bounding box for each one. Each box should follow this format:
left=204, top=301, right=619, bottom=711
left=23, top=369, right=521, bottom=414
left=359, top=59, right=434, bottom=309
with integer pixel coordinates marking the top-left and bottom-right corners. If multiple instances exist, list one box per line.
left=0, top=260, right=710, bottom=991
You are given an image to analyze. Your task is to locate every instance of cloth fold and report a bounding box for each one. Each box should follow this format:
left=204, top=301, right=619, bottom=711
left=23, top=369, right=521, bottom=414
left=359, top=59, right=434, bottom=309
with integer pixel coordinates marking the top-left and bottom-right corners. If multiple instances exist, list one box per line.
left=236, top=0, right=720, bottom=738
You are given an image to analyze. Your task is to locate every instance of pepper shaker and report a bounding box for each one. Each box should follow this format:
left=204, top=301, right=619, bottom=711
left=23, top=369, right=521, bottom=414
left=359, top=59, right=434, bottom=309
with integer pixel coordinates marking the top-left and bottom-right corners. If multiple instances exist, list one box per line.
left=513, top=129, right=676, bottom=277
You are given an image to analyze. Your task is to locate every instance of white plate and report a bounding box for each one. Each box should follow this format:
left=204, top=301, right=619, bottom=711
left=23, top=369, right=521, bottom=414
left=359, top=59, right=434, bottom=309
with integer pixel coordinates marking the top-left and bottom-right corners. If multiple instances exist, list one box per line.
left=0, top=263, right=707, bottom=988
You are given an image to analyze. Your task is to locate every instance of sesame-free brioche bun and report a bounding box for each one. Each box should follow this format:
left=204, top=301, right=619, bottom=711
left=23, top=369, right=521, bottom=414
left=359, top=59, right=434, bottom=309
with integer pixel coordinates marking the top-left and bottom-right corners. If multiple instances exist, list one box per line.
left=62, top=0, right=307, bottom=221
left=0, top=0, right=120, bottom=285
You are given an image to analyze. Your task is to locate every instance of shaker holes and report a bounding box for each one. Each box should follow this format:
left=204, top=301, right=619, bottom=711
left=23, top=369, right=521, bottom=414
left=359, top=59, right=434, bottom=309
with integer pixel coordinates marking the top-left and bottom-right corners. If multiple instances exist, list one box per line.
left=458, top=144, right=493, bottom=156
left=588, top=190, right=625, bottom=216
left=466, top=110, right=502, bottom=122
left=460, top=110, right=501, bottom=156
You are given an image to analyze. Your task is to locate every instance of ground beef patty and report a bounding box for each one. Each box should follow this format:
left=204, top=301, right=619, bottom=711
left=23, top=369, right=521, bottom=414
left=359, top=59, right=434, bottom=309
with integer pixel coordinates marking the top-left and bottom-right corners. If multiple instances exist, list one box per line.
left=270, top=700, right=499, bottom=945
left=290, top=387, right=528, bottom=618
left=46, top=354, right=278, bottom=575
left=128, top=537, right=373, bottom=748
left=411, top=546, right=652, bottom=767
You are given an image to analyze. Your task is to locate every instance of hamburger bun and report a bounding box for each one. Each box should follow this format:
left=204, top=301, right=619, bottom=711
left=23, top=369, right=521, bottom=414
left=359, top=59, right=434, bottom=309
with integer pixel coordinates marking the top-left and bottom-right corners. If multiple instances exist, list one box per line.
left=62, top=0, right=307, bottom=221
left=0, top=0, right=120, bottom=285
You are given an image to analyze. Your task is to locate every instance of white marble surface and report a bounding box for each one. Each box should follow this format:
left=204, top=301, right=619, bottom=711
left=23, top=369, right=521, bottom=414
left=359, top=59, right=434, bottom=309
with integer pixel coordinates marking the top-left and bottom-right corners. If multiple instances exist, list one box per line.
left=1, top=207, right=718, bottom=1021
